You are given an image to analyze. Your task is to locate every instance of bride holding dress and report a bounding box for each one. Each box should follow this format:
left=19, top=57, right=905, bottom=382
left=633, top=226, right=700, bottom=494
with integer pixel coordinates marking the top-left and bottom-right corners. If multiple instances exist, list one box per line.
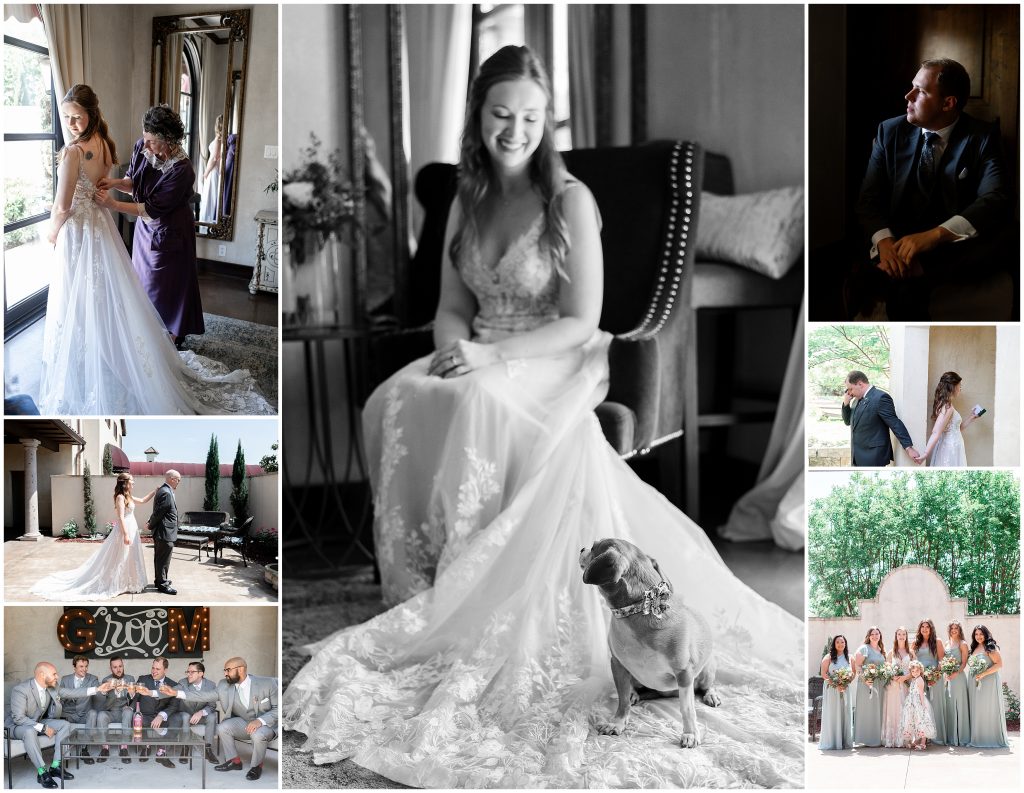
left=919, top=371, right=983, bottom=467
left=283, top=46, right=802, bottom=788
left=32, top=473, right=153, bottom=601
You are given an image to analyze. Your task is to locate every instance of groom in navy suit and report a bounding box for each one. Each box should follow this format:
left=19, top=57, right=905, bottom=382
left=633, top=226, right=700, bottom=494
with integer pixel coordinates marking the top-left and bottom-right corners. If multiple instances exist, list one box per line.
left=841, top=371, right=920, bottom=467
left=848, top=58, right=1011, bottom=319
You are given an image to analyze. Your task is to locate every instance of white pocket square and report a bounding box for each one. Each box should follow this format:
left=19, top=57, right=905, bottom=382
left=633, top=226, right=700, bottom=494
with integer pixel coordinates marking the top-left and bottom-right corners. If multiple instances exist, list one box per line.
left=260, top=697, right=270, bottom=703
left=958, top=168, right=968, bottom=180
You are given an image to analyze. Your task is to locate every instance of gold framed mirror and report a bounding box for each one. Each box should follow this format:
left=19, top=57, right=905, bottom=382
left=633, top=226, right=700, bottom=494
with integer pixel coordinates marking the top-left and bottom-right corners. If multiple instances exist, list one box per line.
left=151, top=8, right=251, bottom=240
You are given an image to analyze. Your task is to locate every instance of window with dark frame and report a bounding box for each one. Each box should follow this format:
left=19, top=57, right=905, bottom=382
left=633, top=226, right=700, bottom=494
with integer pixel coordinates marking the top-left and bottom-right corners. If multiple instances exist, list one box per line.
left=3, top=14, right=62, bottom=333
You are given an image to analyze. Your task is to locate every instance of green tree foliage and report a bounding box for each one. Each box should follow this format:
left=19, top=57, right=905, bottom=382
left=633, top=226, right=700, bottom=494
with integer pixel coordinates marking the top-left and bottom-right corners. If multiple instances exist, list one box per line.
left=807, top=325, right=890, bottom=398
left=102, top=445, right=113, bottom=475
left=259, top=441, right=279, bottom=473
left=204, top=434, right=219, bottom=511
left=809, top=471, right=1020, bottom=618
left=230, top=440, right=249, bottom=525
left=82, top=461, right=97, bottom=535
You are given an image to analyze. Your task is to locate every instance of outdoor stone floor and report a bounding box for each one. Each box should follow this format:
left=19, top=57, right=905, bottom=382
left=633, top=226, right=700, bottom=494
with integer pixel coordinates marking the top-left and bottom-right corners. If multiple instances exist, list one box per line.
left=3, top=536, right=276, bottom=602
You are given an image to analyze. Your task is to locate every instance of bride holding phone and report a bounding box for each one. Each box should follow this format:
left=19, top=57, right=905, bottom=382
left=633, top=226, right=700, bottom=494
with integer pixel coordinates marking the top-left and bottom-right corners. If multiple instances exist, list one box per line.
left=919, top=372, right=985, bottom=467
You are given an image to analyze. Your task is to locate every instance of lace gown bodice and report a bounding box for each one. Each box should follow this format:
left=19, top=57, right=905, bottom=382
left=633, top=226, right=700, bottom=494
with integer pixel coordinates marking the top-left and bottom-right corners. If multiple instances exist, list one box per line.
left=462, top=213, right=560, bottom=342
left=31, top=498, right=147, bottom=600
left=37, top=156, right=273, bottom=415
left=930, top=407, right=966, bottom=467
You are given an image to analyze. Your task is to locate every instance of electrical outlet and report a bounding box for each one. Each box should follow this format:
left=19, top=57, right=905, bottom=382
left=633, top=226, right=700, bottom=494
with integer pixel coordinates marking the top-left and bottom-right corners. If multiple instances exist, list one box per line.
left=264, top=145, right=278, bottom=159
left=218, top=244, right=227, bottom=257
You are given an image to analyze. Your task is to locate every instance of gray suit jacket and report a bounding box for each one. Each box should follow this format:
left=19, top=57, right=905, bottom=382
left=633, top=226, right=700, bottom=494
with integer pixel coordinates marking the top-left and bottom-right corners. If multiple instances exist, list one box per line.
left=93, top=673, right=137, bottom=711
left=180, top=675, right=278, bottom=730
left=149, top=483, right=179, bottom=543
left=841, top=386, right=913, bottom=466
left=174, top=677, right=218, bottom=716
left=57, top=673, right=100, bottom=721
left=5, top=679, right=65, bottom=729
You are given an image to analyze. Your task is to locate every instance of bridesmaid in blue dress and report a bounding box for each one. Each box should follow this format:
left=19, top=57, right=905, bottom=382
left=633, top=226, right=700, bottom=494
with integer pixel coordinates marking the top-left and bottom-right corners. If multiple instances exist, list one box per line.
left=943, top=621, right=971, bottom=746
left=853, top=626, right=886, bottom=746
left=912, top=619, right=946, bottom=745
left=967, top=625, right=1009, bottom=748
left=819, top=635, right=854, bottom=750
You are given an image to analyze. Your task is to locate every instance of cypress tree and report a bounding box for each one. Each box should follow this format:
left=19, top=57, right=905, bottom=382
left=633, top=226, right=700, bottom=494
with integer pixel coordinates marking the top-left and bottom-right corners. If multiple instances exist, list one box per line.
left=204, top=434, right=220, bottom=510
left=230, top=440, right=249, bottom=525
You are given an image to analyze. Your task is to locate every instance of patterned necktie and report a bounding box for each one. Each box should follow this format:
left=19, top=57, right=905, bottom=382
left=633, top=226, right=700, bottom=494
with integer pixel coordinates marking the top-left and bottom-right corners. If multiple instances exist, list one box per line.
left=918, top=131, right=940, bottom=189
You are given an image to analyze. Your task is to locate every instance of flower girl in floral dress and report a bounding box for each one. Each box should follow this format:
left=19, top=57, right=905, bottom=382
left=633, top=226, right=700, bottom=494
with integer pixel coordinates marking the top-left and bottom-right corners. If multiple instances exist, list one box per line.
left=899, top=660, right=937, bottom=750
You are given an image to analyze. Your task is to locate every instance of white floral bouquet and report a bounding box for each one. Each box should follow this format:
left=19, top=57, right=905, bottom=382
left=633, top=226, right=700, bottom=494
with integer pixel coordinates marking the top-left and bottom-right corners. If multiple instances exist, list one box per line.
left=860, top=663, right=886, bottom=697
left=938, top=655, right=960, bottom=697
left=883, top=660, right=906, bottom=687
left=922, top=666, right=942, bottom=687
left=966, top=654, right=987, bottom=688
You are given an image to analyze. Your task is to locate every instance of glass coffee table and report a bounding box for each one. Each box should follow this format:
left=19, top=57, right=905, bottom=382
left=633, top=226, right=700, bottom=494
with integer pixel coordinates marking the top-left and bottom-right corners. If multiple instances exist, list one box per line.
left=60, top=726, right=207, bottom=788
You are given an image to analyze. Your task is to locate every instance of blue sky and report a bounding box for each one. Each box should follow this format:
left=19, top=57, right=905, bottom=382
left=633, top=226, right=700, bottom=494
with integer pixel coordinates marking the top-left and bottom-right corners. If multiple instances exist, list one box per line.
left=121, top=419, right=278, bottom=464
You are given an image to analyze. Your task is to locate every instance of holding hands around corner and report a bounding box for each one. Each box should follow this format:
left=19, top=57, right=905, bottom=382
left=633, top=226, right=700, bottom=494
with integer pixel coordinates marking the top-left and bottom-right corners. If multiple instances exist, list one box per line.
left=428, top=339, right=501, bottom=379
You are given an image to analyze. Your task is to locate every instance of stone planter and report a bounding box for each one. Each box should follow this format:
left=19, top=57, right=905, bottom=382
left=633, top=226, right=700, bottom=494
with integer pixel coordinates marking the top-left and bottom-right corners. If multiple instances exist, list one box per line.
left=265, top=562, right=278, bottom=591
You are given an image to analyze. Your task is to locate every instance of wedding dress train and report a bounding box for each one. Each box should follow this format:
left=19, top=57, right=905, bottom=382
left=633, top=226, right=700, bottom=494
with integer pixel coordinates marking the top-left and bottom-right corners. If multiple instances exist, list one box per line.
left=283, top=198, right=804, bottom=787
left=31, top=501, right=147, bottom=601
left=37, top=157, right=273, bottom=415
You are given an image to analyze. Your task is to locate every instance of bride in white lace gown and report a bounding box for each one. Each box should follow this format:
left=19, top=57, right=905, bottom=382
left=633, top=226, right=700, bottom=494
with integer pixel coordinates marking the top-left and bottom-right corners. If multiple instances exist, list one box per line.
left=920, top=371, right=981, bottom=467
left=283, top=47, right=803, bottom=788
left=37, top=85, right=273, bottom=415
left=32, top=473, right=153, bottom=601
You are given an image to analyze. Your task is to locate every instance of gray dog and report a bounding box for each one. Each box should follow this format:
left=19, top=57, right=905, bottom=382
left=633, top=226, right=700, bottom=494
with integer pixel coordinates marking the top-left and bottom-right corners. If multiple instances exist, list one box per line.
left=580, top=538, right=721, bottom=747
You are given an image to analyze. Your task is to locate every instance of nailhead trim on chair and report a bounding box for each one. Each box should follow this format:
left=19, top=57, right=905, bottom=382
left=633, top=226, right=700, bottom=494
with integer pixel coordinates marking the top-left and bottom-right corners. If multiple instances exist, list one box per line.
left=618, top=140, right=696, bottom=341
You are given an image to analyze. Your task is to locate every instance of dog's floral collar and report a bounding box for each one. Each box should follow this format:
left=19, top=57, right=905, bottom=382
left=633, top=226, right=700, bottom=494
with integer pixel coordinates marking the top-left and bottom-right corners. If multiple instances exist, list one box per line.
left=610, top=580, right=673, bottom=620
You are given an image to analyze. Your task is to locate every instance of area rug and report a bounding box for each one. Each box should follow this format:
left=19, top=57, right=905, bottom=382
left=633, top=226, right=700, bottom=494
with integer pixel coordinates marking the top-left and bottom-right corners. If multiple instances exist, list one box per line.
left=283, top=567, right=411, bottom=789
left=181, top=313, right=277, bottom=406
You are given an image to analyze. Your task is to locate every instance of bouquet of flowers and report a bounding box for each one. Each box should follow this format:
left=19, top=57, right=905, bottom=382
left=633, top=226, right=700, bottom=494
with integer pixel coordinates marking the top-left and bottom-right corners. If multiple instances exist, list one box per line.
left=860, top=663, right=886, bottom=697
left=938, top=655, right=961, bottom=697
left=826, top=667, right=855, bottom=701
left=922, top=666, right=942, bottom=687
left=882, top=660, right=906, bottom=687
left=282, top=133, right=358, bottom=264
left=966, top=654, right=988, bottom=688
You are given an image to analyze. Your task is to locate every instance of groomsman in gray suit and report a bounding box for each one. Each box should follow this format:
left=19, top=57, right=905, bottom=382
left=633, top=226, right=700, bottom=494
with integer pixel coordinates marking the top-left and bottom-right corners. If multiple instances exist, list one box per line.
left=4, top=662, right=76, bottom=788
left=162, top=655, right=278, bottom=781
left=58, top=655, right=100, bottom=765
left=94, top=656, right=136, bottom=763
left=169, top=661, right=220, bottom=764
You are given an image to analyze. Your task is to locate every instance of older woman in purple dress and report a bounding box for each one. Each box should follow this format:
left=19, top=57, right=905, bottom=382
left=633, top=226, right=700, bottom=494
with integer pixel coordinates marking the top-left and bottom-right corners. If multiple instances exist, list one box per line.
left=97, top=105, right=204, bottom=344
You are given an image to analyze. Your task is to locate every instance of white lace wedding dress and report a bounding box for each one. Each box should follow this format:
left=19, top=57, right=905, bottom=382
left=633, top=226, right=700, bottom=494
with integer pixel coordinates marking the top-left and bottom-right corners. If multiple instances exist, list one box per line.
left=37, top=156, right=273, bottom=415
left=928, top=408, right=967, bottom=467
left=284, top=198, right=804, bottom=787
left=31, top=500, right=147, bottom=601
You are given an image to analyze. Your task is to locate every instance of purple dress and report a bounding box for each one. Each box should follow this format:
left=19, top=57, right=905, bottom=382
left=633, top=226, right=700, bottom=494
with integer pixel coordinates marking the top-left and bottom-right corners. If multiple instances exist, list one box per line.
left=127, top=139, right=205, bottom=338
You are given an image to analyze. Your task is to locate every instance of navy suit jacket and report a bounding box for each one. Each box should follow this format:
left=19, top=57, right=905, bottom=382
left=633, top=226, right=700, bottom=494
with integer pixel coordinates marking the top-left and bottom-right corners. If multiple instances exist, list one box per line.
left=841, top=386, right=913, bottom=467
left=856, top=112, right=1008, bottom=241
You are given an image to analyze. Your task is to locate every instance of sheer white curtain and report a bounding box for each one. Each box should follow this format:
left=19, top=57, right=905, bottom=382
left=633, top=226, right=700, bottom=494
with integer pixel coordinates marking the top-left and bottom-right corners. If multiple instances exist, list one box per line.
left=567, top=4, right=595, bottom=149
left=39, top=2, right=90, bottom=138
left=405, top=3, right=471, bottom=236
left=718, top=297, right=806, bottom=551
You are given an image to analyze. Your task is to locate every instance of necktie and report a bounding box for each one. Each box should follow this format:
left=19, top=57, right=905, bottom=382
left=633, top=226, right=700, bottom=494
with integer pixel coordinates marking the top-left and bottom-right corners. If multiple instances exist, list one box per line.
left=39, top=688, right=47, bottom=711
left=918, top=131, right=940, bottom=188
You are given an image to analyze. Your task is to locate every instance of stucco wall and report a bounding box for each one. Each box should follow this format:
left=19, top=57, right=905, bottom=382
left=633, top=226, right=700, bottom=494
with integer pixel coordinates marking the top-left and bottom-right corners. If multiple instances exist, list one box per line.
left=928, top=326, right=996, bottom=466
left=4, top=606, right=278, bottom=684
left=808, top=566, right=1020, bottom=695
left=4, top=442, right=73, bottom=533
left=50, top=474, right=278, bottom=536
left=994, top=326, right=1021, bottom=465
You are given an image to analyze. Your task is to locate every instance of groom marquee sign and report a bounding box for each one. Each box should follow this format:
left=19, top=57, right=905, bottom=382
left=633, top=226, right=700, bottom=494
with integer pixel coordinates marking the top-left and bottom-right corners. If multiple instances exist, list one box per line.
left=58, top=606, right=211, bottom=659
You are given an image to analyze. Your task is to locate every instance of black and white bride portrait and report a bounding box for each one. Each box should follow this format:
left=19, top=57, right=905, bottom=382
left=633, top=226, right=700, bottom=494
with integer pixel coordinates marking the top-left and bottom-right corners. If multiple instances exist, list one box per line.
left=3, top=4, right=279, bottom=415
left=282, top=4, right=805, bottom=789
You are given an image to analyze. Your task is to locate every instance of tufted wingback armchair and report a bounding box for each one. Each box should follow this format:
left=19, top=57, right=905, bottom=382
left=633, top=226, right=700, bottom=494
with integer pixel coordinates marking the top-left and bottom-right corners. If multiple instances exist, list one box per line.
left=370, top=140, right=705, bottom=460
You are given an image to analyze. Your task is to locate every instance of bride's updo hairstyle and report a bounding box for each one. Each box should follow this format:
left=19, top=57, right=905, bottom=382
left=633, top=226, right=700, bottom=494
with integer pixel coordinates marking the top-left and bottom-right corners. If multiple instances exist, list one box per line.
left=449, top=45, right=570, bottom=276
left=143, top=104, right=186, bottom=146
left=58, top=84, right=119, bottom=165
left=113, top=472, right=133, bottom=505
left=931, top=371, right=962, bottom=420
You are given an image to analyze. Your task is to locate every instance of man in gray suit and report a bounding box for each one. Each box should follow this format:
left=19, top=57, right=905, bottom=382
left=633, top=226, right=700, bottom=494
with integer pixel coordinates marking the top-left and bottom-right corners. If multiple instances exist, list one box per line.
left=162, top=655, right=277, bottom=781
left=94, top=655, right=135, bottom=763
left=841, top=370, right=920, bottom=466
left=5, top=662, right=79, bottom=788
left=147, top=470, right=181, bottom=595
left=169, top=661, right=220, bottom=764
left=58, top=655, right=100, bottom=765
